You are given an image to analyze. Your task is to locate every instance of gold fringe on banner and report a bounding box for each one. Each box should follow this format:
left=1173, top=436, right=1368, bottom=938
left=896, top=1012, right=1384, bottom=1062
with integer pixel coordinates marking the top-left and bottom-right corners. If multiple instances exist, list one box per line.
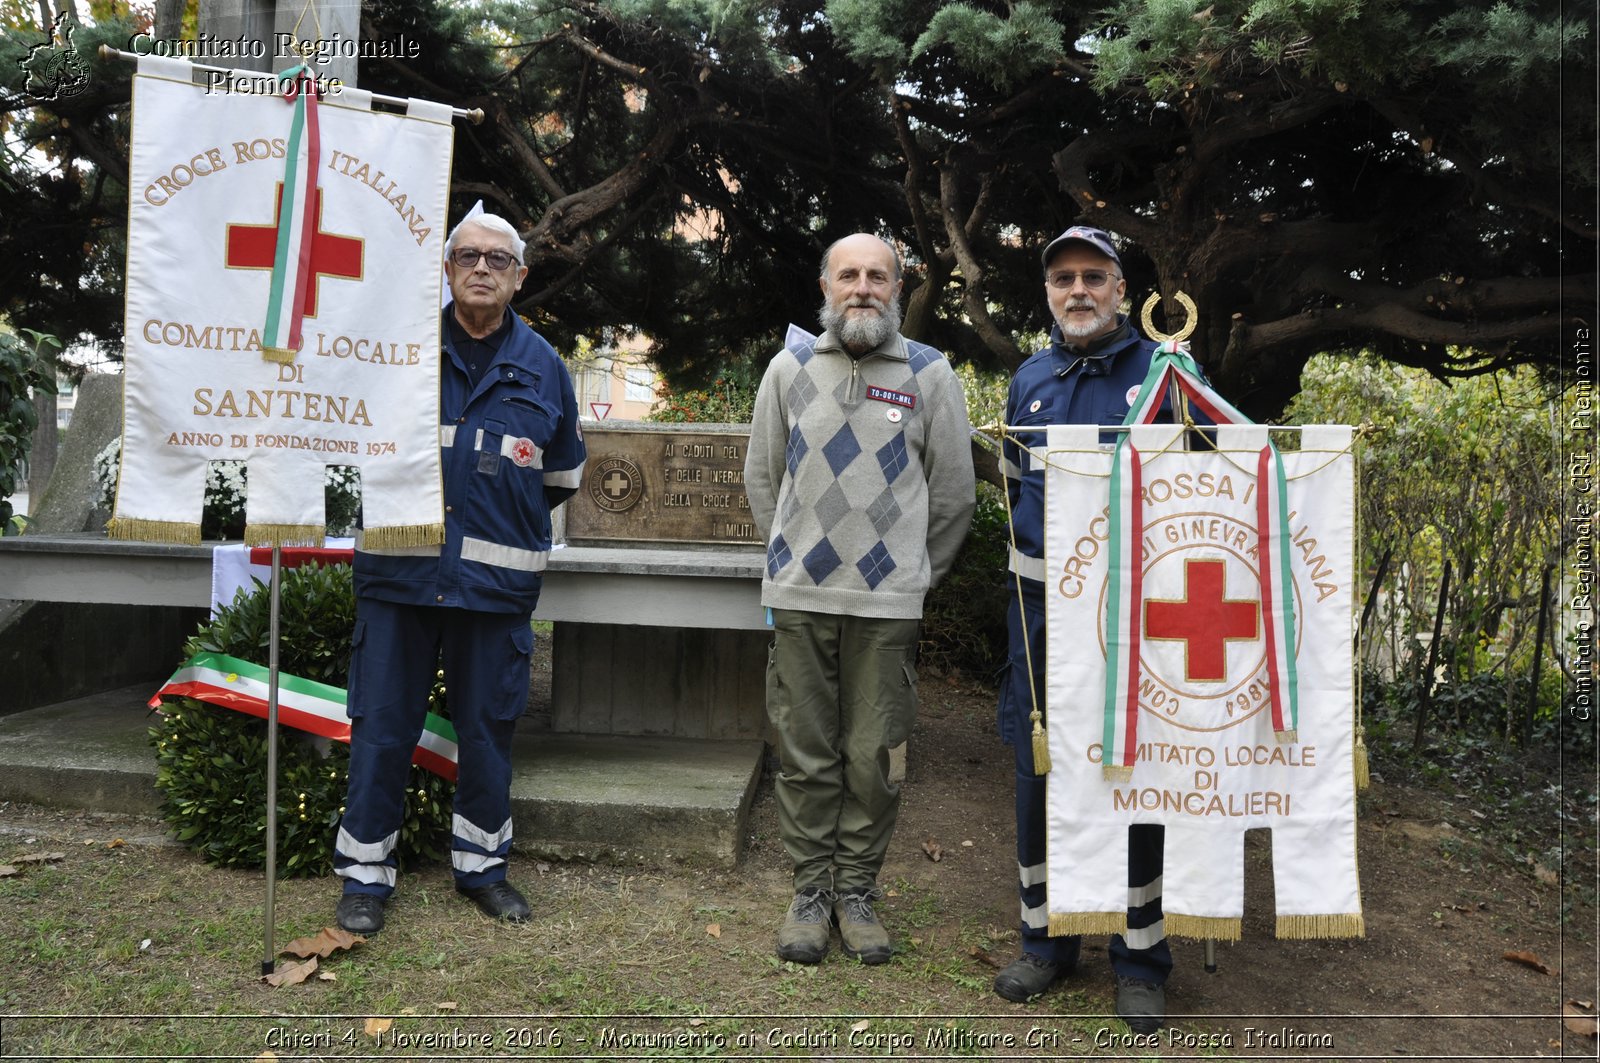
left=261, top=347, right=297, bottom=365
left=106, top=517, right=202, bottom=545
left=1353, top=725, right=1370, bottom=791
left=1276, top=912, right=1365, bottom=940
left=1275, top=728, right=1299, bottom=744
left=245, top=523, right=325, bottom=548
left=1166, top=913, right=1243, bottom=942
left=1030, top=719, right=1052, bottom=776
left=362, top=523, right=446, bottom=550
left=1102, top=764, right=1133, bottom=784
left=1048, top=912, right=1126, bottom=938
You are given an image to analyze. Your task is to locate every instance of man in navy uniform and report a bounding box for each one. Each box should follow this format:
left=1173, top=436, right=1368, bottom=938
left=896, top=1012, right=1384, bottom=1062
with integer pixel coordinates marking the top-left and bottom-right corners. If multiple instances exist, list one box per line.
left=993, top=226, right=1171, bottom=1031
left=333, top=213, right=585, bottom=934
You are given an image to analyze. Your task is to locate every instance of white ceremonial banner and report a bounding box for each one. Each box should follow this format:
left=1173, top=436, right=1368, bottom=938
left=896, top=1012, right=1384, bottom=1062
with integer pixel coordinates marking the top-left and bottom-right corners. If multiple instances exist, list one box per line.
left=1043, top=423, right=1362, bottom=940
left=111, top=57, right=453, bottom=547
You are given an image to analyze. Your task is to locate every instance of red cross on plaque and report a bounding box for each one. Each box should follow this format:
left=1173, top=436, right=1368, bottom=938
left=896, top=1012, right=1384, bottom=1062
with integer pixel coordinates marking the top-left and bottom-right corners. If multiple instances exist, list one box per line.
left=1144, top=558, right=1259, bottom=682
left=225, top=185, right=362, bottom=316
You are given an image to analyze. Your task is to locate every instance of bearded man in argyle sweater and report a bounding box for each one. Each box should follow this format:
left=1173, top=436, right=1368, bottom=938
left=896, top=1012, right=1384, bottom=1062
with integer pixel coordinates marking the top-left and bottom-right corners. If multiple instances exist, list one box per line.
left=745, top=233, right=976, bottom=966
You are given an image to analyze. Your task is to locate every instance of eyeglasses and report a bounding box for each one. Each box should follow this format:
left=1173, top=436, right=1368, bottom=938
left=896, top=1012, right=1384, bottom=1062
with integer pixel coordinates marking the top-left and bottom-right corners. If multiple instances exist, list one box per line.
left=1047, top=270, right=1118, bottom=290
left=450, top=247, right=518, bottom=271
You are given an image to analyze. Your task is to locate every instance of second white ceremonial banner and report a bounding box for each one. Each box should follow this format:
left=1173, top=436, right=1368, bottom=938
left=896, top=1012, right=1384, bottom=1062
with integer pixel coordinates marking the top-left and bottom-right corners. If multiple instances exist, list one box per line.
left=1043, top=422, right=1362, bottom=941
left=111, top=55, right=455, bottom=547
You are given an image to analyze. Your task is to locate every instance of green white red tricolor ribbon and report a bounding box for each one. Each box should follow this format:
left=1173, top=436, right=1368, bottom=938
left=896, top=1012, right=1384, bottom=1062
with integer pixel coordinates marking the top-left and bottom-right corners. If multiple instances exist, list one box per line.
left=260, top=64, right=321, bottom=363
left=150, top=651, right=459, bottom=781
left=1100, top=341, right=1299, bottom=781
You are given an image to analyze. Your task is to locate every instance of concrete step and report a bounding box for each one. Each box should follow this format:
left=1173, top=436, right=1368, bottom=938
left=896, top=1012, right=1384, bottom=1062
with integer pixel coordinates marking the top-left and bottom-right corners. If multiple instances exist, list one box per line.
left=0, top=684, right=764, bottom=868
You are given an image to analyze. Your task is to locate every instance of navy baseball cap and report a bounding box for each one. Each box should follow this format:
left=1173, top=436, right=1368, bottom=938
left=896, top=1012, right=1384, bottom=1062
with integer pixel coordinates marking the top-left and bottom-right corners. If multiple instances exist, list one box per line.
left=1041, top=226, right=1122, bottom=269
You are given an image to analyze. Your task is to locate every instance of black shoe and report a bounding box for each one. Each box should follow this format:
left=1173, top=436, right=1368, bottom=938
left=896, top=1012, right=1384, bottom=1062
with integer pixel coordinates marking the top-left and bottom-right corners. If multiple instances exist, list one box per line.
left=1115, top=975, right=1166, bottom=1034
left=993, top=953, right=1061, bottom=1002
left=335, top=893, right=384, bottom=934
left=457, top=880, right=531, bottom=922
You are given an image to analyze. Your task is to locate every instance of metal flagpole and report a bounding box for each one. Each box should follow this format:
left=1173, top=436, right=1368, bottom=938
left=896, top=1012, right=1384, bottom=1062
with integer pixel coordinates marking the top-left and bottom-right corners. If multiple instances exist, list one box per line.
left=261, top=545, right=283, bottom=976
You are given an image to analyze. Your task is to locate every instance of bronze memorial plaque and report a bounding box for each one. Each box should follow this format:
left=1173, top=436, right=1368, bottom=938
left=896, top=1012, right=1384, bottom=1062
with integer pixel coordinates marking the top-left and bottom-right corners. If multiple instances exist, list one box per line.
left=566, top=424, right=762, bottom=546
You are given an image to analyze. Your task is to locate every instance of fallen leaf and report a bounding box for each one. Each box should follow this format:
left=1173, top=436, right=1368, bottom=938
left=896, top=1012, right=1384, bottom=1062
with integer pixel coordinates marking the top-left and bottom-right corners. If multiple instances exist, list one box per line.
left=1534, top=864, right=1558, bottom=886
left=317, top=971, right=337, bottom=982
left=1504, top=950, right=1555, bottom=975
left=139, top=938, right=152, bottom=951
left=960, top=840, right=974, bottom=848
left=968, top=945, right=1005, bottom=970
left=263, top=957, right=317, bottom=987
left=280, top=927, right=364, bottom=959
left=15, top=852, right=65, bottom=865
left=0, top=866, right=16, bottom=877
left=851, top=1020, right=870, bottom=1034
left=108, top=838, right=126, bottom=848
left=1564, top=1004, right=1597, bottom=1037
left=705, top=923, right=722, bottom=938
left=1570, top=999, right=1595, bottom=1010
left=364, top=1017, right=392, bottom=1037
left=400, top=1007, right=417, bottom=1016
left=256, top=1053, right=279, bottom=1060
left=689, top=1018, right=706, bottom=1027
left=921, top=839, right=943, bottom=862
left=885, top=888, right=900, bottom=898
left=436, top=1001, right=457, bottom=1011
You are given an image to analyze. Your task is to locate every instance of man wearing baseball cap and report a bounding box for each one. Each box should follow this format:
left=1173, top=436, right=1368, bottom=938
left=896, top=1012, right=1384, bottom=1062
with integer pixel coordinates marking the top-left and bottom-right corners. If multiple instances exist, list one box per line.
left=992, top=226, right=1172, bottom=1032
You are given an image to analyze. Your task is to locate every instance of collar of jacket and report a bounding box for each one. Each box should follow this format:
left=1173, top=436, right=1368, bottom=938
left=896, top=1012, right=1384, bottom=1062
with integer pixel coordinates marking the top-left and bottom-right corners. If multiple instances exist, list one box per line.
left=1047, top=315, right=1140, bottom=376
left=816, top=328, right=910, bottom=362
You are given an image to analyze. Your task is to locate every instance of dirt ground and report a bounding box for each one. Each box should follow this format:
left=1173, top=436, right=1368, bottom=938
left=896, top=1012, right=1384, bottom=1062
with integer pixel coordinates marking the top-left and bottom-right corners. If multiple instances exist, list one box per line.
left=876, top=678, right=1599, bottom=1059
left=0, top=673, right=1595, bottom=1060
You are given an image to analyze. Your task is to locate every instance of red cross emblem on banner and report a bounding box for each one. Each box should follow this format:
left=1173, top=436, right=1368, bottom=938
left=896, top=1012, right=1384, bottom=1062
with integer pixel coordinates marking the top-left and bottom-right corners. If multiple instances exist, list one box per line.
left=1144, top=558, right=1259, bottom=682
left=225, top=184, right=362, bottom=316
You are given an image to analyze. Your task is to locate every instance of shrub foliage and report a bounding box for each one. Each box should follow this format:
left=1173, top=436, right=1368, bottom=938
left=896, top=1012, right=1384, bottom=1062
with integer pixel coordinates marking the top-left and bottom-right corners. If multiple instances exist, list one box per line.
left=151, top=563, right=453, bottom=876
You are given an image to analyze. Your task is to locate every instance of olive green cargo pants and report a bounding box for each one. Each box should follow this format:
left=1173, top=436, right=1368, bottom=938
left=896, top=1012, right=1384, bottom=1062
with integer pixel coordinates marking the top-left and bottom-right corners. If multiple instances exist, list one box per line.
left=767, top=608, right=920, bottom=892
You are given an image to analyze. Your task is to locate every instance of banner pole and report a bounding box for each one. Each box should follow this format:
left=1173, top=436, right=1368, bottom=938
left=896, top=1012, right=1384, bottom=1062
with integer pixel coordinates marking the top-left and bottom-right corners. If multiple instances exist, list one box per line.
left=261, top=545, right=283, bottom=976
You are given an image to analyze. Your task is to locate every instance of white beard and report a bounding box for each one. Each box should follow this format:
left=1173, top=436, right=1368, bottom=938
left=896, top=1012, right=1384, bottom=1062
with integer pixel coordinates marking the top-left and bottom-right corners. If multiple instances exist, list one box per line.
left=820, top=293, right=902, bottom=351
left=1054, top=302, right=1116, bottom=340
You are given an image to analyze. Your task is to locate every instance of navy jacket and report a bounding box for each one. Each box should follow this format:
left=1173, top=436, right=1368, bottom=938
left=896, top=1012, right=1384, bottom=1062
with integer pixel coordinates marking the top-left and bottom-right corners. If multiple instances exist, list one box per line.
left=355, top=306, right=587, bottom=613
left=1003, top=317, right=1164, bottom=582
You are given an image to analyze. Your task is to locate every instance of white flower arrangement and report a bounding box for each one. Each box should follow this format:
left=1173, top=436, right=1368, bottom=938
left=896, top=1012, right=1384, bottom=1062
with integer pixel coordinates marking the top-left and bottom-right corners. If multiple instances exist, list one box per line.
left=94, top=438, right=361, bottom=538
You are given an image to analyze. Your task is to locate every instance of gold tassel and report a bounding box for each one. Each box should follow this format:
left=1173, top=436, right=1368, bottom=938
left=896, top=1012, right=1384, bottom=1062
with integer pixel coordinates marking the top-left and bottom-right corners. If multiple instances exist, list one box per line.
left=245, top=523, right=325, bottom=548
left=1276, top=912, right=1366, bottom=940
left=1102, top=764, right=1133, bottom=783
left=261, top=346, right=298, bottom=365
left=106, top=517, right=201, bottom=545
left=1275, top=727, right=1299, bottom=744
left=1353, top=725, right=1370, bottom=791
left=362, top=523, right=446, bottom=550
left=1048, top=912, right=1127, bottom=937
left=1166, top=913, right=1242, bottom=942
left=1030, top=711, right=1052, bottom=776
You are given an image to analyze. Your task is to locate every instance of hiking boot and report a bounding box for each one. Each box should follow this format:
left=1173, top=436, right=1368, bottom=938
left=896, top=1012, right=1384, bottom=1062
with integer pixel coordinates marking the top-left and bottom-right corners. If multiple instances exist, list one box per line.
left=833, top=886, right=892, bottom=964
left=1115, top=975, right=1166, bottom=1034
left=993, top=953, right=1062, bottom=1002
left=776, top=887, right=834, bottom=963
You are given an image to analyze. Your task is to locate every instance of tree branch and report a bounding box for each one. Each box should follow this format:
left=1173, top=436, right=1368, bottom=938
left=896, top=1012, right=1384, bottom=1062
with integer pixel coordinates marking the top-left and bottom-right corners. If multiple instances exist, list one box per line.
left=939, top=166, right=1025, bottom=370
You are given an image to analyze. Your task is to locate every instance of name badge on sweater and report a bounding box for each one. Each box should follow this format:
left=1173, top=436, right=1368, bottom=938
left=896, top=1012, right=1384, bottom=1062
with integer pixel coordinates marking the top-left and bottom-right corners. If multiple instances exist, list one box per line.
left=866, top=385, right=916, bottom=409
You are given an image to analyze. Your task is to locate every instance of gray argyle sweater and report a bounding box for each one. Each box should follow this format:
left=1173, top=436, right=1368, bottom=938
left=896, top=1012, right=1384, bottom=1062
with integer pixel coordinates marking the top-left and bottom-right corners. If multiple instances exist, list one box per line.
left=745, top=325, right=976, bottom=619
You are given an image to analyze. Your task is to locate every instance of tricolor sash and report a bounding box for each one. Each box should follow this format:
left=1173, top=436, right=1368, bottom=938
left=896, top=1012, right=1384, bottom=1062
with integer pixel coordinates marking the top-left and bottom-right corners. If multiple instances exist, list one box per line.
left=151, top=652, right=458, bottom=781
left=1100, top=342, right=1299, bottom=780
